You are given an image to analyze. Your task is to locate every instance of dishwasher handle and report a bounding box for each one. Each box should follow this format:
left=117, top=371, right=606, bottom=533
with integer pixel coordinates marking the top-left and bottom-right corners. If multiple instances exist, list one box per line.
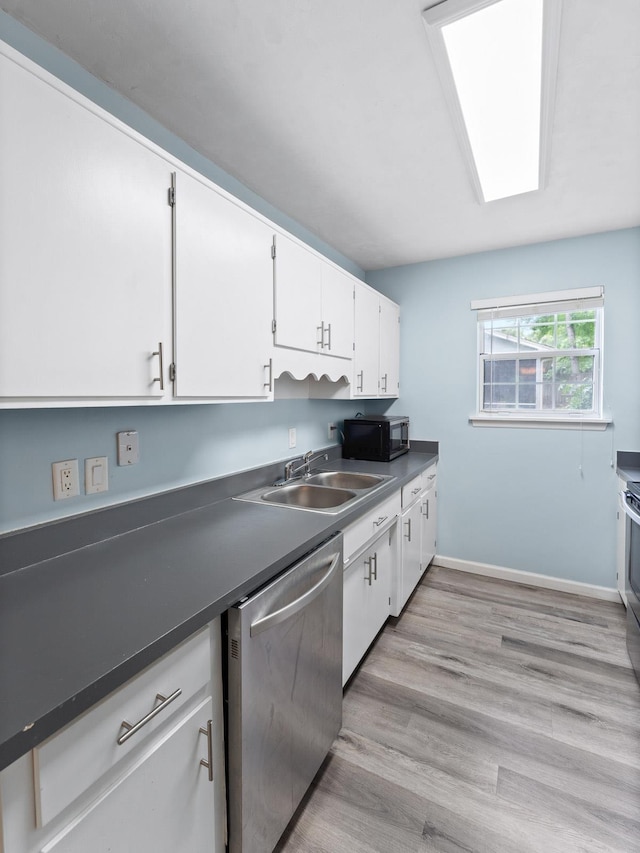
left=250, top=552, right=341, bottom=637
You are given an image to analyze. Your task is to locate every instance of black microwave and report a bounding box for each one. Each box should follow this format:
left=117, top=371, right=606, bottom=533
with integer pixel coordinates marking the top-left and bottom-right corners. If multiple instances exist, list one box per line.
left=342, top=416, right=410, bottom=462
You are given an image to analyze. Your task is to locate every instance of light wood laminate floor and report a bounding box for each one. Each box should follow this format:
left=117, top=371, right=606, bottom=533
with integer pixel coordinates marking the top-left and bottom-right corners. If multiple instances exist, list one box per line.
left=276, top=566, right=640, bottom=853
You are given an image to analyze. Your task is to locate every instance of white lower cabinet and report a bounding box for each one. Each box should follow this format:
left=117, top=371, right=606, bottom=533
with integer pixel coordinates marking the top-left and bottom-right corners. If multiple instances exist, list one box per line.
left=40, top=699, right=217, bottom=853
left=391, top=465, right=438, bottom=617
left=342, top=491, right=401, bottom=685
left=343, top=527, right=395, bottom=685
left=398, top=499, right=422, bottom=612
left=0, top=622, right=225, bottom=853
left=420, top=472, right=438, bottom=571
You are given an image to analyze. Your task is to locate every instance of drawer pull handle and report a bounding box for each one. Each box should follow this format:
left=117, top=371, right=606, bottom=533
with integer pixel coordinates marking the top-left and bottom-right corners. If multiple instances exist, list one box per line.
left=428, top=474, right=436, bottom=480
left=405, top=518, right=412, bottom=541
left=411, top=487, right=421, bottom=495
left=374, top=515, right=388, bottom=527
left=199, top=719, right=214, bottom=782
left=117, top=688, right=182, bottom=745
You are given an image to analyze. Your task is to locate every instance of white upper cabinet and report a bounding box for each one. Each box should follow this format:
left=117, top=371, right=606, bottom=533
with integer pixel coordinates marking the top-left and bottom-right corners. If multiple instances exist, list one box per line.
left=353, top=282, right=399, bottom=398
left=0, top=51, right=172, bottom=402
left=172, top=170, right=274, bottom=399
left=353, top=283, right=380, bottom=397
left=319, top=264, right=355, bottom=360
left=379, top=297, right=400, bottom=397
left=273, top=232, right=353, bottom=359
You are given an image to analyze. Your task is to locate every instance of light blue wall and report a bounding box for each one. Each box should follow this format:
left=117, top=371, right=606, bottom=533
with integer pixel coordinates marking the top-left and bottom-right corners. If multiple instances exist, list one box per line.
left=0, top=13, right=365, bottom=534
left=367, top=228, right=640, bottom=588
left=0, top=400, right=361, bottom=532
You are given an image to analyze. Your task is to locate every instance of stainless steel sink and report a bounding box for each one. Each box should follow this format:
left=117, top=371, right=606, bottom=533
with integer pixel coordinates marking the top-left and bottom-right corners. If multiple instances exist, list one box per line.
left=260, top=483, right=356, bottom=509
left=233, top=470, right=395, bottom=514
left=305, top=472, right=384, bottom=490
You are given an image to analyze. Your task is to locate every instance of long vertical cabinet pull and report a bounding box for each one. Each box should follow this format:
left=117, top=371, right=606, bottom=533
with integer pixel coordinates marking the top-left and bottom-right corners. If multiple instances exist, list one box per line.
left=199, top=719, right=214, bottom=782
left=404, top=518, right=412, bottom=541
left=152, top=342, right=165, bottom=390
left=422, top=499, right=429, bottom=520
left=357, top=371, right=364, bottom=392
left=364, top=555, right=374, bottom=586
left=264, top=358, right=273, bottom=391
left=324, top=323, right=332, bottom=351
left=317, top=322, right=325, bottom=348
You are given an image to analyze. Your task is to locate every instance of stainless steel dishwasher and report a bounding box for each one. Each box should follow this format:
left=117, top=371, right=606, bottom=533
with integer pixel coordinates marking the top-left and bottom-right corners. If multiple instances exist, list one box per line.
left=226, top=533, right=343, bottom=853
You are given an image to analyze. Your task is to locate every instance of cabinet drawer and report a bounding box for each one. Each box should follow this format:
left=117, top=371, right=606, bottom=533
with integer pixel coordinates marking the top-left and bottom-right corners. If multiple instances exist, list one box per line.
left=422, top=465, right=437, bottom=493
left=343, top=491, right=400, bottom=562
left=33, top=626, right=212, bottom=828
left=401, top=474, right=423, bottom=508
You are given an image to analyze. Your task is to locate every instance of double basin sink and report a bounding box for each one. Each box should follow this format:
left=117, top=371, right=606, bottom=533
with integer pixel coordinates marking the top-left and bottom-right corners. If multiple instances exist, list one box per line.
left=234, top=471, right=394, bottom=514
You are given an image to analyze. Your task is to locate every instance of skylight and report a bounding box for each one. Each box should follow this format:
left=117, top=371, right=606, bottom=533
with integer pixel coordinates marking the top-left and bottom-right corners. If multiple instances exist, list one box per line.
left=423, top=0, right=557, bottom=204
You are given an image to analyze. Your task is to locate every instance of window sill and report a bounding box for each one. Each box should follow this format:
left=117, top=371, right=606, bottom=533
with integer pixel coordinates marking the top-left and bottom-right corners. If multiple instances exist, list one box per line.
left=469, top=413, right=612, bottom=431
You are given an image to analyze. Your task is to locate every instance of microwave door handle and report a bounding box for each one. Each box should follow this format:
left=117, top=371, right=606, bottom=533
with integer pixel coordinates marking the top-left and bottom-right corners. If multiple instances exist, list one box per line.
left=623, top=492, right=640, bottom=527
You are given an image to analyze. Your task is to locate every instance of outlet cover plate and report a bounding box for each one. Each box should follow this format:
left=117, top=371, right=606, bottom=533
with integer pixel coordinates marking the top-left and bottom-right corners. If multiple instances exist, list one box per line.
left=117, top=431, right=139, bottom=466
left=85, top=456, right=109, bottom=494
left=52, top=459, right=80, bottom=500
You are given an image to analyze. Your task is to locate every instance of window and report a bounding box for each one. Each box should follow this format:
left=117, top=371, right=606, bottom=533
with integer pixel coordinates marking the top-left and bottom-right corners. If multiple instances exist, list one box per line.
left=471, top=287, right=608, bottom=429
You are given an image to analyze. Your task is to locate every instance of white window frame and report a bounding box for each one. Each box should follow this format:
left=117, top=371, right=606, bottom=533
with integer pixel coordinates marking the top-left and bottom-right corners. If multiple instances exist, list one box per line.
left=470, top=286, right=611, bottom=430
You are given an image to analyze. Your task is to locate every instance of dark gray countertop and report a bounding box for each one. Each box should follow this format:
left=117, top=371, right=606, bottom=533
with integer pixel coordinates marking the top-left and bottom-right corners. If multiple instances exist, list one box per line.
left=616, top=451, right=640, bottom=486
left=0, top=450, right=437, bottom=771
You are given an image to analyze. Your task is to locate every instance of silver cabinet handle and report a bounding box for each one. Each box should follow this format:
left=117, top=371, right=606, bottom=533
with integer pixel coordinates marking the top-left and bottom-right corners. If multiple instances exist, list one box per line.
left=317, top=322, right=325, bottom=347
left=411, top=487, right=421, bottom=496
left=372, top=551, right=378, bottom=581
left=199, top=719, right=214, bottom=782
left=357, top=370, right=364, bottom=392
left=263, top=358, right=273, bottom=391
left=364, top=555, right=373, bottom=586
left=404, top=518, right=412, bottom=541
left=324, top=322, right=332, bottom=350
left=152, top=342, right=164, bottom=390
left=117, top=688, right=182, bottom=745
left=381, top=373, right=388, bottom=393
left=421, top=499, right=430, bottom=519
left=428, top=473, right=436, bottom=481
left=374, top=515, right=388, bottom=527
left=250, top=552, right=340, bottom=636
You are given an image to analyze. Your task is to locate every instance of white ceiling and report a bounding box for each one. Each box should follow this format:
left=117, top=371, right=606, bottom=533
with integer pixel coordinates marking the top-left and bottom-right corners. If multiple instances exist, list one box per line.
left=2, top=0, right=639, bottom=270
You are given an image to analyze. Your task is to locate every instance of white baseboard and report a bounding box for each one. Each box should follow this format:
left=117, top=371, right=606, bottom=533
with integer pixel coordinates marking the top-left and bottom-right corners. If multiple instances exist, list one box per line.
left=433, top=555, right=621, bottom=603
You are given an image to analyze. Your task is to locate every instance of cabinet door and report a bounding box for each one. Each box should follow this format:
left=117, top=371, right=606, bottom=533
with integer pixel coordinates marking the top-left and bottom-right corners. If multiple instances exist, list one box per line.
left=379, top=297, right=400, bottom=398
left=40, top=699, right=222, bottom=853
left=420, top=488, right=437, bottom=571
left=273, top=232, right=323, bottom=353
left=320, top=265, right=354, bottom=360
left=398, top=501, right=422, bottom=613
left=0, top=54, right=172, bottom=400
left=173, top=171, right=274, bottom=398
left=343, top=531, right=392, bottom=684
left=353, top=283, right=380, bottom=397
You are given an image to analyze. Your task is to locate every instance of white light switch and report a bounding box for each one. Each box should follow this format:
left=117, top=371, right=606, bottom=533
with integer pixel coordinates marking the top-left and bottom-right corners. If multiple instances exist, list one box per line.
left=85, top=456, right=108, bottom=494
left=117, top=431, right=139, bottom=466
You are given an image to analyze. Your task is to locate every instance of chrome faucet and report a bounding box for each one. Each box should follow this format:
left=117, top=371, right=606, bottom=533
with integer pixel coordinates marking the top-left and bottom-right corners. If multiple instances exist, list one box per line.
left=278, top=450, right=329, bottom=484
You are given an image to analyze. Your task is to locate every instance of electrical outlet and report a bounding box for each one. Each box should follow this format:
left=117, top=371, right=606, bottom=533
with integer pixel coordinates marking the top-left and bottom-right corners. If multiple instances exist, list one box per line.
left=52, top=459, right=80, bottom=501
left=328, top=422, right=337, bottom=440
left=288, top=427, right=297, bottom=449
